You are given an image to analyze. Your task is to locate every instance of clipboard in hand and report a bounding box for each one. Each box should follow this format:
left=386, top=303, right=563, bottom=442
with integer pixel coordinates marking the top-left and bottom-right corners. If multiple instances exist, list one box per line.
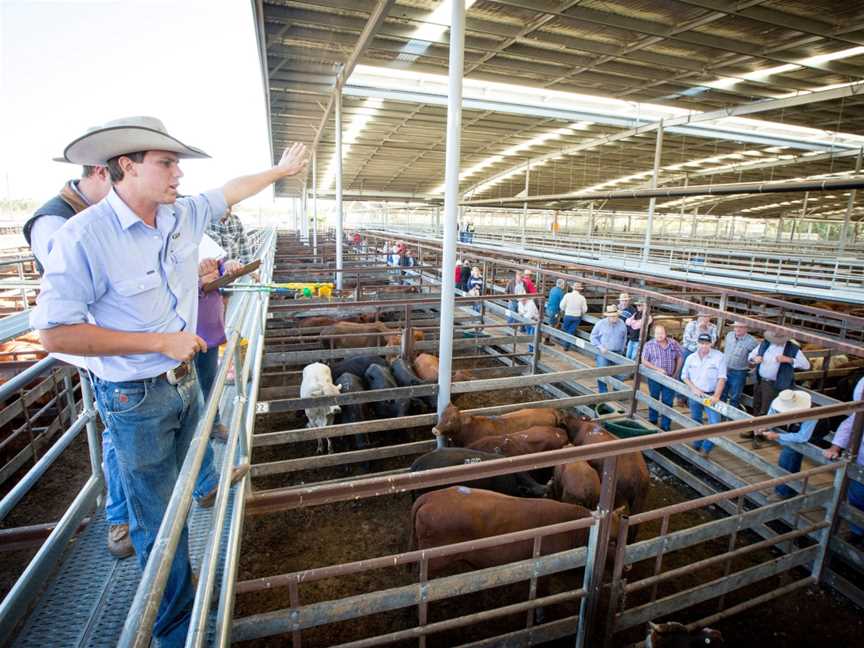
left=202, top=259, right=261, bottom=293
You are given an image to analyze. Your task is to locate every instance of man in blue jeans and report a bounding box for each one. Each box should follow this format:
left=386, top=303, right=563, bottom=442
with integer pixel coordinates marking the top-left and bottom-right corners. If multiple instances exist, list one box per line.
left=681, top=333, right=727, bottom=458
left=756, top=390, right=816, bottom=502
left=722, top=321, right=758, bottom=410
left=640, top=325, right=683, bottom=431
left=590, top=304, right=627, bottom=393
left=31, top=116, right=308, bottom=647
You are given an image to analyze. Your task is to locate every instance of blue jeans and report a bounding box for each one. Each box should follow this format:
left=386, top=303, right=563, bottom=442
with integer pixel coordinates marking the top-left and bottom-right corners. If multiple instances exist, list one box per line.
left=647, top=379, right=675, bottom=431
left=103, top=430, right=129, bottom=525
left=723, top=368, right=749, bottom=410
left=776, top=446, right=803, bottom=498
left=93, top=373, right=207, bottom=646
left=194, top=346, right=222, bottom=428
left=561, top=315, right=581, bottom=350
left=525, top=325, right=535, bottom=352
left=626, top=339, right=640, bottom=361
left=689, top=398, right=722, bottom=454
left=848, top=478, right=864, bottom=537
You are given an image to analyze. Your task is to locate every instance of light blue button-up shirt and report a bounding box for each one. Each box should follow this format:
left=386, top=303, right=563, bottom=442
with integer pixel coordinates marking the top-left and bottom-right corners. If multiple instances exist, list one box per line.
left=589, top=317, right=627, bottom=353
left=30, top=188, right=227, bottom=381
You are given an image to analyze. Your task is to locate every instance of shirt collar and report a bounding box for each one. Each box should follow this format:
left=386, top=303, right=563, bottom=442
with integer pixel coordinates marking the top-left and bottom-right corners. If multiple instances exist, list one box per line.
left=106, top=189, right=146, bottom=230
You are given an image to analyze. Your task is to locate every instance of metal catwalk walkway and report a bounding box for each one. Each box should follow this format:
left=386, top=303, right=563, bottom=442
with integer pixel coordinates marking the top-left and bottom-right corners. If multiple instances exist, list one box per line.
left=11, top=446, right=237, bottom=648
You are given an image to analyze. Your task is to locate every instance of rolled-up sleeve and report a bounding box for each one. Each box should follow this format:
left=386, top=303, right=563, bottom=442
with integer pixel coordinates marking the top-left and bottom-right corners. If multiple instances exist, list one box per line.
left=30, top=235, right=98, bottom=330
left=181, top=189, right=228, bottom=240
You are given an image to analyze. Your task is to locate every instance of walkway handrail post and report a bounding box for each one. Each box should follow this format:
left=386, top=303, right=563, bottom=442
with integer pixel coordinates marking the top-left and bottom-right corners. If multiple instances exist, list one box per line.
left=335, top=79, right=344, bottom=290
left=434, top=0, right=465, bottom=441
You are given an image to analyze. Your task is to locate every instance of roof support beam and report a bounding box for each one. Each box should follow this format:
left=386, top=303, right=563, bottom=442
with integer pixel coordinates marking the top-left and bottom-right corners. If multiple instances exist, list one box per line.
left=309, top=0, right=395, bottom=156
left=463, top=80, right=864, bottom=197
left=461, top=177, right=864, bottom=207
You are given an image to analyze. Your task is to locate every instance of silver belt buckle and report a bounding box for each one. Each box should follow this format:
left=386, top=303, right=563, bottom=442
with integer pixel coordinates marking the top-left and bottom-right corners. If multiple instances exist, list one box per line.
left=166, top=366, right=179, bottom=385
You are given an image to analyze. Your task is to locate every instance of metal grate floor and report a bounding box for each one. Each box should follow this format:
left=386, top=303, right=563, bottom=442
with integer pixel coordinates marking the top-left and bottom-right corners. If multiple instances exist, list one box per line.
left=12, top=442, right=237, bottom=648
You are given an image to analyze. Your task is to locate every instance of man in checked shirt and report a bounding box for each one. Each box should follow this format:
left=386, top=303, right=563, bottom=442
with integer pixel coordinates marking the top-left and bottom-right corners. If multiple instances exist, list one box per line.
left=206, top=207, right=254, bottom=264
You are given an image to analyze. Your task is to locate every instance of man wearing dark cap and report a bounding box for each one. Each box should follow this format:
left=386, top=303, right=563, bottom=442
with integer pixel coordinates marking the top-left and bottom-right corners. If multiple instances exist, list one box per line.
left=681, top=333, right=727, bottom=458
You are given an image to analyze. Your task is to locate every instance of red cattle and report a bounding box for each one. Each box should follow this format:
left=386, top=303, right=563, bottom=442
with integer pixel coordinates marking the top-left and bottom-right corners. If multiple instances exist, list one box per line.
left=563, top=415, right=650, bottom=541
left=466, top=426, right=569, bottom=456
left=412, top=353, right=472, bottom=383
left=296, top=313, right=374, bottom=328
left=433, top=403, right=565, bottom=447
left=320, top=321, right=421, bottom=349
left=549, top=459, right=601, bottom=510
left=410, top=486, right=623, bottom=575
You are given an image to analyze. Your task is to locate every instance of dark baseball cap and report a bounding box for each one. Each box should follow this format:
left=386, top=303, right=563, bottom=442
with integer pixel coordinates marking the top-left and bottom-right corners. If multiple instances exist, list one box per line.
left=697, top=333, right=713, bottom=343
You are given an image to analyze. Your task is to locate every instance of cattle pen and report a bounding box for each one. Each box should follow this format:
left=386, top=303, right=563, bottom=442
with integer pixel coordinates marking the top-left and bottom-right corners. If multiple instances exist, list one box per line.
left=5, top=1, right=864, bottom=646
left=2, top=229, right=862, bottom=647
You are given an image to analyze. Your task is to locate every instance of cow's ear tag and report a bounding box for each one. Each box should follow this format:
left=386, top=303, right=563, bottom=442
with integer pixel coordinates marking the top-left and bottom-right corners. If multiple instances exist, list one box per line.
left=457, top=486, right=471, bottom=495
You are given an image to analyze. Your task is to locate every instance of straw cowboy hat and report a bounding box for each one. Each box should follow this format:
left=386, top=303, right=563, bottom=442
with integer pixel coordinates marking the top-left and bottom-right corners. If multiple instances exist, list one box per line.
left=604, top=304, right=619, bottom=315
left=59, top=116, right=210, bottom=165
left=618, top=292, right=630, bottom=300
left=771, top=389, right=812, bottom=413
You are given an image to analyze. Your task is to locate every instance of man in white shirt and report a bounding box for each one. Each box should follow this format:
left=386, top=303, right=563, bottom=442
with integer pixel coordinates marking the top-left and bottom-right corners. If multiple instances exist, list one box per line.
left=682, top=333, right=727, bottom=458
left=559, top=282, right=588, bottom=351
left=747, top=330, right=810, bottom=416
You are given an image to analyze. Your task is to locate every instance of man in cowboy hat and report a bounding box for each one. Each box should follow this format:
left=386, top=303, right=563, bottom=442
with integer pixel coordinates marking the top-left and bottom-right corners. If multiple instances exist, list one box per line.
left=558, top=280, right=587, bottom=351
left=756, top=389, right=816, bottom=502
left=30, top=116, right=307, bottom=647
left=747, top=329, right=810, bottom=418
left=681, top=333, right=727, bottom=458
left=589, top=304, right=627, bottom=393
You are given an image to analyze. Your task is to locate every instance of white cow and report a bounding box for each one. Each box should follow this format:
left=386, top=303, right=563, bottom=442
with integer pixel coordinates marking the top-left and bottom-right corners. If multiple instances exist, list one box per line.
left=300, top=362, right=342, bottom=454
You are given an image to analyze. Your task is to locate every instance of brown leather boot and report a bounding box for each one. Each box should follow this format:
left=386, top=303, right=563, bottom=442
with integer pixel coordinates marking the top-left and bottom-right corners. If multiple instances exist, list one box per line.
left=107, top=523, right=135, bottom=559
left=197, top=464, right=251, bottom=509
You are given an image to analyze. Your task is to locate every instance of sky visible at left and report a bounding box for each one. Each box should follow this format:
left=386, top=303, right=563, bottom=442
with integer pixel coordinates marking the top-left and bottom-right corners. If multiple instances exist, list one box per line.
left=0, top=0, right=275, bottom=206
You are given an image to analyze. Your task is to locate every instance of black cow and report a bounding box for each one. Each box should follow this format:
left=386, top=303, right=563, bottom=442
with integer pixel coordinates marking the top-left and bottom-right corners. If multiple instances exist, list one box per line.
left=645, top=622, right=723, bottom=647
left=333, top=373, right=372, bottom=456
left=409, top=448, right=548, bottom=499
left=390, top=357, right=435, bottom=412
left=364, top=363, right=411, bottom=419
left=331, top=355, right=387, bottom=381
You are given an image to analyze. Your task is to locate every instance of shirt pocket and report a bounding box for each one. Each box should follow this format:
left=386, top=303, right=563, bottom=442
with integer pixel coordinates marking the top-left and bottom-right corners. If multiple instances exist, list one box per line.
left=112, top=273, right=163, bottom=326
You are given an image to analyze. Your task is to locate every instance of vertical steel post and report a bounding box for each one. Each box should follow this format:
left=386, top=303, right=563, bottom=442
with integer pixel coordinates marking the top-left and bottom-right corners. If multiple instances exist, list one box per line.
left=587, top=201, right=595, bottom=236
left=435, top=0, right=465, bottom=440
left=776, top=216, right=784, bottom=243
left=839, top=147, right=863, bottom=254
left=521, top=163, right=529, bottom=247
left=335, top=81, right=344, bottom=290
left=312, top=151, right=318, bottom=259
left=640, top=120, right=664, bottom=265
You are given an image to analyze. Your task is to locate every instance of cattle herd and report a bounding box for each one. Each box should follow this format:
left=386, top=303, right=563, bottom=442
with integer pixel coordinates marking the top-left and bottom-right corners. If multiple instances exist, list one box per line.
left=294, top=314, right=720, bottom=643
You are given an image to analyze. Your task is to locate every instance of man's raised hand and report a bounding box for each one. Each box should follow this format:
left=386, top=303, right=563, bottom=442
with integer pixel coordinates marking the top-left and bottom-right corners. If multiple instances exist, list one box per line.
left=277, top=142, right=308, bottom=177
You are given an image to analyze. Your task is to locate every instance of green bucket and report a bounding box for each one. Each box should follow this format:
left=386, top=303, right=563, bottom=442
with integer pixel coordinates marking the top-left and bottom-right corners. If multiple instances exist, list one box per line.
left=602, top=418, right=656, bottom=439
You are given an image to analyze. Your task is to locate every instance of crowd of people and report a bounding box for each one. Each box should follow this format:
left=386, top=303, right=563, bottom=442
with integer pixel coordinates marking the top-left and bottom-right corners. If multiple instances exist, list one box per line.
left=26, top=116, right=308, bottom=646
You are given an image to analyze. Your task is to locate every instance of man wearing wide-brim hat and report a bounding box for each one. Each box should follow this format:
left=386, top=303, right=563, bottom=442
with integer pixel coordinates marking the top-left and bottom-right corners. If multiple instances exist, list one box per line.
left=756, top=389, right=816, bottom=502
left=30, top=116, right=307, bottom=647
left=589, top=303, right=628, bottom=394
left=721, top=320, right=758, bottom=412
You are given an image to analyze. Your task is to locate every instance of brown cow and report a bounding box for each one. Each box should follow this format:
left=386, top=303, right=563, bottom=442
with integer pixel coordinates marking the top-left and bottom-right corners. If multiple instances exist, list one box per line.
left=320, top=321, right=420, bottom=349
left=412, top=353, right=472, bottom=383
left=296, top=313, right=374, bottom=328
left=549, top=458, right=601, bottom=510
left=466, top=426, right=569, bottom=456
left=411, top=486, right=623, bottom=575
left=385, top=330, right=425, bottom=348
left=564, top=415, right=649, bottom=541
left=433, top=403, right=565, bottom=447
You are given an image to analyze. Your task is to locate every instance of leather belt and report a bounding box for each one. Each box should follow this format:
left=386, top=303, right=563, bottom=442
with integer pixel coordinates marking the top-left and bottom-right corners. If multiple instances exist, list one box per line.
left=165, top=361, right=193, bottom=385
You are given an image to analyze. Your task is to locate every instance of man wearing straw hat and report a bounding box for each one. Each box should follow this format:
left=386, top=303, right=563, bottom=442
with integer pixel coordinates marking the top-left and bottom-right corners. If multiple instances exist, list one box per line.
left=756, top=389, right=816, bottom=502
left=30, top=116, right=307, bottom=647
left=590, top=304, right=627, bottom=393
left=747, top=329, right=810, bottom=418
